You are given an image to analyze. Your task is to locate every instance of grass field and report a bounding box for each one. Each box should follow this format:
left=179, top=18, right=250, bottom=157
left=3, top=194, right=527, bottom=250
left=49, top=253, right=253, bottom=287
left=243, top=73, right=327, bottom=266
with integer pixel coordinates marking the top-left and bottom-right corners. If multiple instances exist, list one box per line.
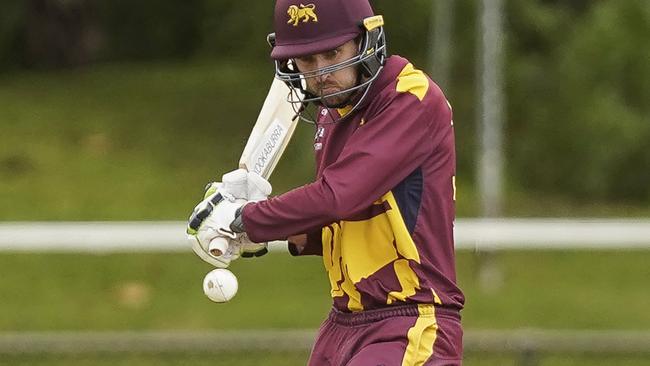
left=1, top=250, right=649, bottom=331
left=0, top=250, right=649, bottom=365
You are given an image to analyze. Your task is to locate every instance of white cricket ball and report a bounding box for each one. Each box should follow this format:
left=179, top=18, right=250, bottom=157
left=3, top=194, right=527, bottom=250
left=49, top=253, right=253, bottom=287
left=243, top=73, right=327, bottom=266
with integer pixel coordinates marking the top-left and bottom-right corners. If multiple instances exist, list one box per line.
left=202, top=268, right=238, bottom=303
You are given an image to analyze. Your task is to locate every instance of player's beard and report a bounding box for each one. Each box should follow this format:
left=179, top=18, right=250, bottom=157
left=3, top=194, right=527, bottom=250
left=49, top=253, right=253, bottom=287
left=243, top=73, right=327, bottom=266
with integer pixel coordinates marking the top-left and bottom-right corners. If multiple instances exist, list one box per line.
left=307, top=75, right=359, bottom=108
left=319, top=88, right=356, bottom=108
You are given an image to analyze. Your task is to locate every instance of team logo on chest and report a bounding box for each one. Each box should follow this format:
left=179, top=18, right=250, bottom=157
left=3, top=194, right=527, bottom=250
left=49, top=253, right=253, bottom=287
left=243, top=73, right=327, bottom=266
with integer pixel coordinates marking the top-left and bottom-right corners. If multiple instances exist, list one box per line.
left=314, top=125, right=325, bottom=151
left=287, top=4, right=318, bottom=27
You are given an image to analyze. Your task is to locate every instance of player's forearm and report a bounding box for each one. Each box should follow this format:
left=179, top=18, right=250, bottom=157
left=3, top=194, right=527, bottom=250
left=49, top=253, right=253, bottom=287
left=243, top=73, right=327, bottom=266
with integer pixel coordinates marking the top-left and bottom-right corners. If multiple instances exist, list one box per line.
left=241, top=179, right=343, bottom=242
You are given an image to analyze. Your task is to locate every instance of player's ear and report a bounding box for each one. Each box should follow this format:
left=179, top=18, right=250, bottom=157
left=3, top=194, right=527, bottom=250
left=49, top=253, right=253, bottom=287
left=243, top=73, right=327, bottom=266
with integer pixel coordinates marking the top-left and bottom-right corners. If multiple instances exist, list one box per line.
left=355, top=35, right=363, bottom=49
left=279, top=59, right=304, bottom=88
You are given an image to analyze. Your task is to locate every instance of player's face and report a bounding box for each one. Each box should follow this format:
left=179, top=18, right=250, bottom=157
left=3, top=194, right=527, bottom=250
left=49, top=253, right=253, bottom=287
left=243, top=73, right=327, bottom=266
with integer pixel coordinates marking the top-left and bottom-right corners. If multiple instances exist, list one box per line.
left=293, top=39, right=360, bottom=108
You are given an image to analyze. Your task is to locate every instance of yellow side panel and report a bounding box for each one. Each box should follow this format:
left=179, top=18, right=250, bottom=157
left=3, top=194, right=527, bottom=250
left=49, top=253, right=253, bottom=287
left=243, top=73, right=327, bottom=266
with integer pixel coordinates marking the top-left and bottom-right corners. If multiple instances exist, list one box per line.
left=341, top=263, right=363, bottom=311
left=402, top=304, right=438, bottom=366
left=322, top=224, right=344, bottom=298
left=383, top=192, right=421, bottom=263
left=339, top=214, right=399, bottom=283
left=322, top=192, right=423, bottom=311
left=322, top=223, right=363, bottom=310
left=387, top=259, right=420, bottom=305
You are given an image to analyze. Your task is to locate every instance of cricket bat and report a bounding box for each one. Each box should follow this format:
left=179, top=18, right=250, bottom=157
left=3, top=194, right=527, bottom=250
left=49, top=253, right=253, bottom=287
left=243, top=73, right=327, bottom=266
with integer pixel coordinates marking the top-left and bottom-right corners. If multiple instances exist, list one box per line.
left=238, top=78, right=300, bottom=179
left=208, top=78, right=300, bottom=257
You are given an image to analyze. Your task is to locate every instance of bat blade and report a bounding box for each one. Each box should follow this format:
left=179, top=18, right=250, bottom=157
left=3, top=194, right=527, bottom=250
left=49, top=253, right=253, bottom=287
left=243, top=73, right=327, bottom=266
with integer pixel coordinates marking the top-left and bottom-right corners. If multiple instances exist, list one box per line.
left=239, top=78, right=300, bottom=179
left=207, top=80, right=300, bottom=259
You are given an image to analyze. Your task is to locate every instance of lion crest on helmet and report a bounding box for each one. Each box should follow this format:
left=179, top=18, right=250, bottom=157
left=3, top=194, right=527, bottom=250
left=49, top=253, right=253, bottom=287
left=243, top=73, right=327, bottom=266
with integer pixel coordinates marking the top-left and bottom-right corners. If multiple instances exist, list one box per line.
left=287, top=4, right=318, bottom=26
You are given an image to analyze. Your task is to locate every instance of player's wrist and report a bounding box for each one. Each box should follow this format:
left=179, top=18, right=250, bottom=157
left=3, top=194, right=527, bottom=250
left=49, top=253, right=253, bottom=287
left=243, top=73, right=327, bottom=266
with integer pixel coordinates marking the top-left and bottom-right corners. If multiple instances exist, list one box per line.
left=229, top=205, right=247, bottom=233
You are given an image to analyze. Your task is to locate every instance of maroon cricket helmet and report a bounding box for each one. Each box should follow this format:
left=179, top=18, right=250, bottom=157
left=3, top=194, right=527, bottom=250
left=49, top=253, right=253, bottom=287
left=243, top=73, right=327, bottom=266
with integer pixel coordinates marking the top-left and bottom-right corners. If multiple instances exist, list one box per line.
left=270, top=0, right=375, bottom=60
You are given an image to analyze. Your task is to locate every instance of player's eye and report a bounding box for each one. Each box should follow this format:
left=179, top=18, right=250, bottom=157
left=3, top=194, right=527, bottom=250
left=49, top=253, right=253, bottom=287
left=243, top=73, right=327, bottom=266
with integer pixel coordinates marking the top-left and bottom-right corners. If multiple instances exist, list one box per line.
left=295, top=55, right=315, bottom=65
left=324, top=49, right=340, bottom=60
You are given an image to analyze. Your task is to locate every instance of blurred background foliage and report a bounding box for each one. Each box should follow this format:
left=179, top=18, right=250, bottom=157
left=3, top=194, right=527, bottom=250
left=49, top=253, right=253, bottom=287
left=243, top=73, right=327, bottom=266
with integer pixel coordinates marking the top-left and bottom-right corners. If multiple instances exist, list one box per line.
left=0, top=0, right=648, bottom=220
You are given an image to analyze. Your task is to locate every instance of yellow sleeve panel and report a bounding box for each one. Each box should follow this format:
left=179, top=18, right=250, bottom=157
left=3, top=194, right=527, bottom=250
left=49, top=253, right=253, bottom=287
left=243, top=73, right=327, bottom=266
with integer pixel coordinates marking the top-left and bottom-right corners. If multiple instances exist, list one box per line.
left=396, top=63, right=430, bottom=102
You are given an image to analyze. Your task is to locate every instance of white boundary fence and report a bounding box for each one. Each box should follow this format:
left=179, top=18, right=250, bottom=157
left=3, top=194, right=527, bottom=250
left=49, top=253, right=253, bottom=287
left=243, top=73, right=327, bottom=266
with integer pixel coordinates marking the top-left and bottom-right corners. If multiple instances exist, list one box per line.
left=1, top=219, right=649, bottom=252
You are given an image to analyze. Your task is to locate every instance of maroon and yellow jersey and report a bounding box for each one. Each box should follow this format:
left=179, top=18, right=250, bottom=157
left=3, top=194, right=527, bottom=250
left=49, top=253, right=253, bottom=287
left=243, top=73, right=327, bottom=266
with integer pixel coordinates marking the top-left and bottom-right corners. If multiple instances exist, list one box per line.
left=243, top=55, right=464, bottom=312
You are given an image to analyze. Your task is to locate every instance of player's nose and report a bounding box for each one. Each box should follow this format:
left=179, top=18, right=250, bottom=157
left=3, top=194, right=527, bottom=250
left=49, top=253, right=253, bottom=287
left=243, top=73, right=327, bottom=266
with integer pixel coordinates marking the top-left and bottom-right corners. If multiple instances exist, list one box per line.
left=314, top=57, right=334, bottom=81
left=315, top=73, right=330, bottom=84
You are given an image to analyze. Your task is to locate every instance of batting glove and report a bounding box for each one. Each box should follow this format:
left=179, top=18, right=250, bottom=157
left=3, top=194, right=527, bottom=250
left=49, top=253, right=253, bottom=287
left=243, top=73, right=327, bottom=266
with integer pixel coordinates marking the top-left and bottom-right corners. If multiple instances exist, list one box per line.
left=233, top=171, right=272, bottom=258
left=187, top=184, right=243, bottom=268
left=186, top=169, right=272, bottom=267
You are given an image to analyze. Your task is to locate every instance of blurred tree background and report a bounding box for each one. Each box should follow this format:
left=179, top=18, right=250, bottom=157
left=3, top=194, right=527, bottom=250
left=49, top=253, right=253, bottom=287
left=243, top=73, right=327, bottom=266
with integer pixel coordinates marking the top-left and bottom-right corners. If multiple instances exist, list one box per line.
left=0, top=0, right=648, bottom=220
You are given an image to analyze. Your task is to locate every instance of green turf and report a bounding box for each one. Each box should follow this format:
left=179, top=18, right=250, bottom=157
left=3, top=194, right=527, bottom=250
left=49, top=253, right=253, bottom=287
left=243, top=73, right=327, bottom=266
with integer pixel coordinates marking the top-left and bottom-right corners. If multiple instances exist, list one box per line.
left=0, top=252, right=330, bottom=330
left=1, top=250, right=649, bottom=331
left=1, top=250, right=649, bottom=364
left=456, top=250, right=650, bottom=330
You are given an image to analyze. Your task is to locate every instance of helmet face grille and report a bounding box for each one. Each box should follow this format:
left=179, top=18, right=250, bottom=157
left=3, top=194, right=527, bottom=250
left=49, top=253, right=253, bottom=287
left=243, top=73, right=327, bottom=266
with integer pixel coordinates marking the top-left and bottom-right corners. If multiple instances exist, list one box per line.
left=272, top=24, right=387, bottom=124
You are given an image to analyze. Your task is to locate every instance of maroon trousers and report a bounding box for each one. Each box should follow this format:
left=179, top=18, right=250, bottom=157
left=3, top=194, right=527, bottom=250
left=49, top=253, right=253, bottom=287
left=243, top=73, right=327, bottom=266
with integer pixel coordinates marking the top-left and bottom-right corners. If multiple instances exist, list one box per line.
left=308, top=304, right=463, bottom=366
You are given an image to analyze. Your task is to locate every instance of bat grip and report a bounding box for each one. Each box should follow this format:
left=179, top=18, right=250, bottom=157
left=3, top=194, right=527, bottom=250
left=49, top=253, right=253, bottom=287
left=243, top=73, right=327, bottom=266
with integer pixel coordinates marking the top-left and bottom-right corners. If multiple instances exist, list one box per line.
left=208, top=237, right=229, bottom=258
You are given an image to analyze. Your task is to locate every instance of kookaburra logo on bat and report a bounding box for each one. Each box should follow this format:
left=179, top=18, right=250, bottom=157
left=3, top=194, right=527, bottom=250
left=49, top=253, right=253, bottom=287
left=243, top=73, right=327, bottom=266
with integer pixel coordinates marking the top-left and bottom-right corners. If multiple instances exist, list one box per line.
left=287, top=4, right=318, bottom=26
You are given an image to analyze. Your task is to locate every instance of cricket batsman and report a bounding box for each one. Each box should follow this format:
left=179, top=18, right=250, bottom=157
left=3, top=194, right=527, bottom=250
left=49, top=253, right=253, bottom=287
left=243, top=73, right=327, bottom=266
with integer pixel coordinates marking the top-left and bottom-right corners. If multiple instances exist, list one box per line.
left=188, top=0, right=464, bottom=364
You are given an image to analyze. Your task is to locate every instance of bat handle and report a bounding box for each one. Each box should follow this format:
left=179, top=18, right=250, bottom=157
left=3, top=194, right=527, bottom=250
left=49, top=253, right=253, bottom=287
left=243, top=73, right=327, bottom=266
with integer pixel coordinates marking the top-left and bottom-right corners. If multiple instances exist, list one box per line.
left=208, top=237, right=229, bottom=258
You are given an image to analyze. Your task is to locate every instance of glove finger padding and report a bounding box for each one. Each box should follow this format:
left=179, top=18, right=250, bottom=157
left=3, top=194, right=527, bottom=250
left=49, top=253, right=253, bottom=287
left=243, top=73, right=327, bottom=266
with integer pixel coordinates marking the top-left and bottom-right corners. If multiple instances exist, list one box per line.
left=240, top=245, right=268, bottom=258
left=195, top=198, right=243, bottom=247
left=235, top=233, right=269, bottom=258
left=222, top=169, right=249, bottom=200
left=247, top=172, right=272, bottom=202
left=241, top=243, right=269, bottom=258
left=202, top=182, right=220, bottom=199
